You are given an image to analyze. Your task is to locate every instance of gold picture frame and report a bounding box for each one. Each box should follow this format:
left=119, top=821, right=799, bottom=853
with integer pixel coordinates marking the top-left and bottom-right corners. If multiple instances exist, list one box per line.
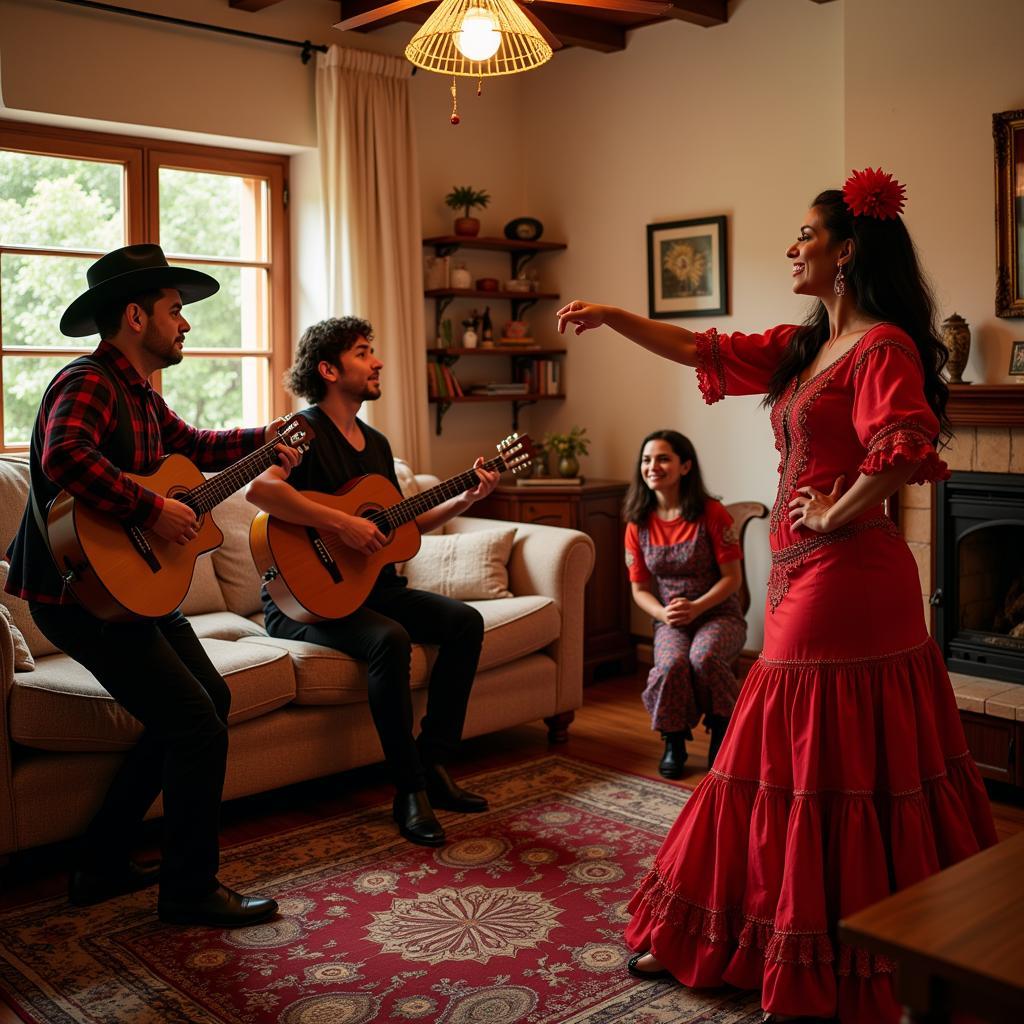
left=994, top=108, right=1024, bottom=317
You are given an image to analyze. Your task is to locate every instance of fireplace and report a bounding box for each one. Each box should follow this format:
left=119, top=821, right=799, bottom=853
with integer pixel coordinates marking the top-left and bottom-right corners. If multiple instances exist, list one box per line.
left=934, top=470, right=1024, bottom=684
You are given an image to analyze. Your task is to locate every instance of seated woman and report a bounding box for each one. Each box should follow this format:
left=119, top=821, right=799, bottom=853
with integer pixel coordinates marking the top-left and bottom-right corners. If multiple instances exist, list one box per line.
left=624, top=430, right=746, bottom=776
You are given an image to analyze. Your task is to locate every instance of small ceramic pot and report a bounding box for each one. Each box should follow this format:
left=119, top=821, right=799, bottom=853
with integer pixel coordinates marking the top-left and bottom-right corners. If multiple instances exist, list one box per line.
left=454, top=217, right=480, bottom=237
left=475, top=278, right=499, bottom=292
left=462, top=329, right=478, bottom=349
left=558, top=454, right=579, bottom=478
left=504, top=320, right=528, bottom=338
left=450, top=265, right=472, bottom=289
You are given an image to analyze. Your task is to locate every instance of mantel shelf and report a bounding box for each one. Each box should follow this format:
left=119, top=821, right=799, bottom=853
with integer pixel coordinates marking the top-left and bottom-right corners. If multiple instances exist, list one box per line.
left=946, top=384, right=1024, bottom=428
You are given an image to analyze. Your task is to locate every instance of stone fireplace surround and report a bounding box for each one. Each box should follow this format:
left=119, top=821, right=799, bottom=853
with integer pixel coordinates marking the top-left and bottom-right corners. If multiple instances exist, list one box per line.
left=900, top=386, right=1024, bottom=786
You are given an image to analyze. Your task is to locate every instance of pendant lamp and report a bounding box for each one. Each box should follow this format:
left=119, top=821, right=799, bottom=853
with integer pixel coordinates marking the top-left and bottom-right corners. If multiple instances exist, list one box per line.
left=405, top=0, right=553, bottom=123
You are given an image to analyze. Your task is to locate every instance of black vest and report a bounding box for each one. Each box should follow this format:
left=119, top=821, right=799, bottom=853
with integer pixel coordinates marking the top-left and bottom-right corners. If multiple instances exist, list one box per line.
left=6, top=355, right=133, bottom=604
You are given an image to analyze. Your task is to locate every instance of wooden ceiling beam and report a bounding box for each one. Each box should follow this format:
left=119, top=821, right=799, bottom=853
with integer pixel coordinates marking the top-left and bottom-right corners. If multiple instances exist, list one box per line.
left=229, top=0, right=287, bottom=11
left=528, top=10, right=626, bottom=53
left=661, top=0, right=728, bottom=28
left=336, top=0, right=434, bottom=33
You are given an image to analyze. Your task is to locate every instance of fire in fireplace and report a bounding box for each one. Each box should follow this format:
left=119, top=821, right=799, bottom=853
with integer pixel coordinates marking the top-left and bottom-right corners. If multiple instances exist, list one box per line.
left=934, top=470, right=1024, bottom=684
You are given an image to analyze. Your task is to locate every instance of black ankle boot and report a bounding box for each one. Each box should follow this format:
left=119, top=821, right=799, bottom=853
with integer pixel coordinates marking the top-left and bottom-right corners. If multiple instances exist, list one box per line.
left=392, top=791, right=446, bottom=847
left=659, top=732, right=688, bottom=778
left=424, top=764, right=488, bottom=813
left=706, top=714, right=730, bottom=769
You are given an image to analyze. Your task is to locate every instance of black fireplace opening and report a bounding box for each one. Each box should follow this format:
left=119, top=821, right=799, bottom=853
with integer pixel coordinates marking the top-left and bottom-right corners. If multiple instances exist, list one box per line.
left=935, top=470, right=1024, bottom=684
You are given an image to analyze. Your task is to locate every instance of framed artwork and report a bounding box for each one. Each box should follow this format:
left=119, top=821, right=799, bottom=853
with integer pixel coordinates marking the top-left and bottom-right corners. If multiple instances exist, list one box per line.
left=647, top=215, right=728, bottom=319
left=994, top=109, right=1024, bottom=317
left=1009, top=340, right=1024, bottom=375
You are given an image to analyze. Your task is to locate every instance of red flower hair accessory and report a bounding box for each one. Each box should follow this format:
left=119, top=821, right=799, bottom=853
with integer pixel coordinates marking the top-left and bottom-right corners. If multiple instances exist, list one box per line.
left=842, top=167, right=907, bottom=220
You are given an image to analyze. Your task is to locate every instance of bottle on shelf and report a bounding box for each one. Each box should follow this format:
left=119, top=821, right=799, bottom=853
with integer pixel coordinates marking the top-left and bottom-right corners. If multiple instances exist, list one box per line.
left=481, top=306, right=493, bottom=347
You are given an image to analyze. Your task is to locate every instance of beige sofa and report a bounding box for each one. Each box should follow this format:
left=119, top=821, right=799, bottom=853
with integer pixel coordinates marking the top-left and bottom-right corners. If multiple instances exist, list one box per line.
left=0, top=455, right=595, bottom=857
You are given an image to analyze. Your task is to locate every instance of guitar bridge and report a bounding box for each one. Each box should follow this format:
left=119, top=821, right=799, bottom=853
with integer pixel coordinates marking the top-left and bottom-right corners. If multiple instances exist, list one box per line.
left=125, top=524, right=162, bottom=574
left=306, top=527, right=342, bottom=584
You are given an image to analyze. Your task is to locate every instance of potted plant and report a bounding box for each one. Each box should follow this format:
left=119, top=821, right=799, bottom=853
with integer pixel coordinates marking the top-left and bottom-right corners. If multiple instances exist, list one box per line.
left=445, top=185, right=491, bottom=237
left=543, top=426, right=590, bottom=478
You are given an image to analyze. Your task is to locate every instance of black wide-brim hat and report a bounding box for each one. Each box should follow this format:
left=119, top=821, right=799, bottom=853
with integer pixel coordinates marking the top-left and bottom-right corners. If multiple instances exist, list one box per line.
left=60, top=243, right=220, bottom=338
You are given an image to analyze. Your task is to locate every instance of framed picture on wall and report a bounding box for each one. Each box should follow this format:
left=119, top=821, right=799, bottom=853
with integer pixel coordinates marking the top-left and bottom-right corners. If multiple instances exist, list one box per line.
left=994, top=108, right=1024, bottom=317
left=647, top=215, right=728, bottom=319
left=1009, top=340, right=1024, bottom=375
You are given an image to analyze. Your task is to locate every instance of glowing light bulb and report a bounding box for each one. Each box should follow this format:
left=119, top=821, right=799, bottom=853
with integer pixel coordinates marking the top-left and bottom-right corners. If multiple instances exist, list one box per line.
left=455, top=7, right=501, bottom=61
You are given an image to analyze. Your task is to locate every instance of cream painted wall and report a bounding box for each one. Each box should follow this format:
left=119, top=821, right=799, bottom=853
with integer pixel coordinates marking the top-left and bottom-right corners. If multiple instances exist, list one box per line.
left=843, top=0, right=1024, bottom=384
left=511, top=0, right=844, bottom=645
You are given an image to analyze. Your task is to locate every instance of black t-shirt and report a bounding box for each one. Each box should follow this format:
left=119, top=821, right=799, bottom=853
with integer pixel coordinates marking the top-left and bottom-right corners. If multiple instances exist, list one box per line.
left=286, top=406, right=401, bottom=497
left=262, top=406, right=407, bottom=616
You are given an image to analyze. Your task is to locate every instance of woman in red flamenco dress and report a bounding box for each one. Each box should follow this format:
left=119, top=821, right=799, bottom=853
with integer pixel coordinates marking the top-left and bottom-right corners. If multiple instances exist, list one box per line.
left=556, top=169, right=997, bottom=1023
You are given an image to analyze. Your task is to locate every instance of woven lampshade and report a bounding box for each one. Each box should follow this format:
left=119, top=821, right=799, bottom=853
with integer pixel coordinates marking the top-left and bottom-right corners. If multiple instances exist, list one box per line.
left=406, top=0, right=553, bottom=77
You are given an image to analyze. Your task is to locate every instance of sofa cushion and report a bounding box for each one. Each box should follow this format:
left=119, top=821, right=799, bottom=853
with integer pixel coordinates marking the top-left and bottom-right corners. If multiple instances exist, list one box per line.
left=240, top=594, right=558, bottom=706
left=0, top=603, right=34, bottom=671
left=9, top=639, right=296, bottom=752
left=190, top=610, right=268, bottom=641
left=399, top=528, right=516, bottom=601
left=179, top=555, right=228, bottom=616
left=209, top=489, right=263, bottom=617
left=240, top=635, right=436, bottom=707
left=471, top=596, right=560, bottom=672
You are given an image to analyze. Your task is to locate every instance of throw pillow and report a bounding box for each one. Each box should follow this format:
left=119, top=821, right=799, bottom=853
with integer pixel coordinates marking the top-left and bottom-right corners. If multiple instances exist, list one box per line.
left=399, top=528, right=516, bottom=601
left=393, top=458, right=420, bottom=498
left=0, top=603, right=34, bottom=671
left=0, top=560, right=59, bottom=658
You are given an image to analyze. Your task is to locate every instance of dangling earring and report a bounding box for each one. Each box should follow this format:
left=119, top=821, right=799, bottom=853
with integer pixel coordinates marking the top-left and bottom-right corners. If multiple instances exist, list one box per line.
left=833, top=265, right=846, bottom=297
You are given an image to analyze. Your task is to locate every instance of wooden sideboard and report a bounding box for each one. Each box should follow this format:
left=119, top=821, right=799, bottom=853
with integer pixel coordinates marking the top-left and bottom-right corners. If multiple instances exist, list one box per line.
left=472, top=478, right=634, bottom=682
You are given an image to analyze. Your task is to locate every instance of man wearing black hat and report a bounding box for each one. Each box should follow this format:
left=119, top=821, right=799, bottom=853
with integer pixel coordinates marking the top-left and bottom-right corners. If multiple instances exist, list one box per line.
left=4, top=244, right=299, bottom=927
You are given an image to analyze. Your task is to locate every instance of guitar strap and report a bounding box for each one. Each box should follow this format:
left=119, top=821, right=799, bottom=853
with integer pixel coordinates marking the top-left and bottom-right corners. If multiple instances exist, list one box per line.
left=28, top=355, right=135, bottom=560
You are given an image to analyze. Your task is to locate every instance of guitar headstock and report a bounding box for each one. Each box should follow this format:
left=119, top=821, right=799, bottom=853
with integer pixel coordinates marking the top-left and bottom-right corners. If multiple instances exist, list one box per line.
left=495, top=432, right=535, bottom=475
left=276, top=414, right=316, bottom=455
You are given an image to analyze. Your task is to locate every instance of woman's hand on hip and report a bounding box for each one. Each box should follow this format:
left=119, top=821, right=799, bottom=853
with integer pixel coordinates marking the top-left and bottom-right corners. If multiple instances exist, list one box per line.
left=788, top=475, right=845, bottom=533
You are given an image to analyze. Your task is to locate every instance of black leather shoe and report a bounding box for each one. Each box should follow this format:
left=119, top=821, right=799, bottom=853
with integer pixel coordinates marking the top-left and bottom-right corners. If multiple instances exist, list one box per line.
left=706, top=714, right=730, bottom=769
left=157, top=884, right=278, bottom=927
left=627, top=951, right=674, bottom=981
left=69, top=859, right=160, bottom=907
left=658, top=732, right=688, bottom=779
left=425, top=764, right=489, bottom=813
left=393, top=790, right=446, bottom=846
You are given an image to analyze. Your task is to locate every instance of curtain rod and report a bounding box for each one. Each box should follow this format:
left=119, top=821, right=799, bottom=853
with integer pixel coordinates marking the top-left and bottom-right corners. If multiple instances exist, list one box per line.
left=50, top=0, right=330, bottom=64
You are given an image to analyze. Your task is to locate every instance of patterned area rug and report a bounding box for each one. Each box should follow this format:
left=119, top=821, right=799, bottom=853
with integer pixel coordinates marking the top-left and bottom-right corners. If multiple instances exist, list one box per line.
left=0, top=756, right=762, bottom=1023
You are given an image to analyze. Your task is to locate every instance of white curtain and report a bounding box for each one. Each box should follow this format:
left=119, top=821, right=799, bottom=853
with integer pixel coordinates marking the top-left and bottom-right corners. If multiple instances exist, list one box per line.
left=316, top=45, right=429, bottom=468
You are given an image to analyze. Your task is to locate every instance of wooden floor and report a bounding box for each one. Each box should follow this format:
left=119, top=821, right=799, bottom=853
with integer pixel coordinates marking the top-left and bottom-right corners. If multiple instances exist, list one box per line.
left=1, top=668, right=1022, bottom=1021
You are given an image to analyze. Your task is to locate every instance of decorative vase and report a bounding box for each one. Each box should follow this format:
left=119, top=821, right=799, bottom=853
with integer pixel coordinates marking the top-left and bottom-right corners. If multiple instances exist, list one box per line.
left=558, top=454, right=579, bottom=478
left=941, top=313, right=971, bottom=384
left=454, top=217, right=480, bottom=237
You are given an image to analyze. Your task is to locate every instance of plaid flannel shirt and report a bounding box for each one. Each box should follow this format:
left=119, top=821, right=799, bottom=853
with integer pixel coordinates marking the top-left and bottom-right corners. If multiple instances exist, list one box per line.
left=5, top=341, right=264, bottom=603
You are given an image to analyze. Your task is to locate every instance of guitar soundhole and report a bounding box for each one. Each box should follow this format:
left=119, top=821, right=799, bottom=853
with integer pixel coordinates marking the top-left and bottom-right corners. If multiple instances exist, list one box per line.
left=359, top=506, right=392, bottom=539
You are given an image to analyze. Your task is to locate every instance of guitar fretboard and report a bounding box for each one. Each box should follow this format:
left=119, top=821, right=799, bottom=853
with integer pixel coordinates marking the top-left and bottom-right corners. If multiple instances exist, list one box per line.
left=185, top=433, right=293, bottom=515
left=366, top=455, right=508, bottom=530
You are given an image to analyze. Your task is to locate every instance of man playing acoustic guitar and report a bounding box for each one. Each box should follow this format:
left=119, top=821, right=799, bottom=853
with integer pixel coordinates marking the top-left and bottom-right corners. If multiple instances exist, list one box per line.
left=246, top=316, right=500, bottom=846
left=5, top=244, right=301, bottom=927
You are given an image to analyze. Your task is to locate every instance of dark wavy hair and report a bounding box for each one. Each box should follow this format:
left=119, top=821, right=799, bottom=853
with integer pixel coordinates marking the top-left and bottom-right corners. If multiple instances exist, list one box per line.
left=764, top=189, right=950, bottom=443
left=285, top=316, right=374, bottom=403
left=623, top=429, right=716, bottom=525
left=95, top=290, right=163, bottom=340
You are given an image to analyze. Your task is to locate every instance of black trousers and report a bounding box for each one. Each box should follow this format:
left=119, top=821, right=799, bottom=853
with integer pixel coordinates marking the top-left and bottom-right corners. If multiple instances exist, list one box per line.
left=264, top=580, right=484, bottom=792
left=30, top=604, right=229, bottom=899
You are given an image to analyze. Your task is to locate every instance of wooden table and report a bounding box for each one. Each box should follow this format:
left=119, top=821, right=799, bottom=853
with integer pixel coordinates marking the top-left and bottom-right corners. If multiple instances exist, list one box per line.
left=838, top=832, right=1024, bottom=1023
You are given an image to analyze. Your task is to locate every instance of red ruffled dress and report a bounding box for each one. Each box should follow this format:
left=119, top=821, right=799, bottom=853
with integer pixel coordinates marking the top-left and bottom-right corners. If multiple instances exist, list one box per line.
left=625, top=324, right=997, bottom=1022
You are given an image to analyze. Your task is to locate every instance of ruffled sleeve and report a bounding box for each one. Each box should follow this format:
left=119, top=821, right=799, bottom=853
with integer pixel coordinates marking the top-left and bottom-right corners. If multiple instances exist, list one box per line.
left=694, top=325, right=796, bottom=405
left=851, top=333, right=949, bottom=484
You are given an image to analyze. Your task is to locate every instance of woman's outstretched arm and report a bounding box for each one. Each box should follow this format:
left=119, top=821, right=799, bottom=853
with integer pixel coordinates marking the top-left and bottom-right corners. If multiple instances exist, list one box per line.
left=556, top=301, right=699, bottom=366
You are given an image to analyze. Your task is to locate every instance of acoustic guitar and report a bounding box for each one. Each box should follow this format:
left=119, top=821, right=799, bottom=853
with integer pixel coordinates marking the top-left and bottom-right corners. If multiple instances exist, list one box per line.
left=46, top=414, right=315, bottom=622
left=249, top=432, right=534, bottom=623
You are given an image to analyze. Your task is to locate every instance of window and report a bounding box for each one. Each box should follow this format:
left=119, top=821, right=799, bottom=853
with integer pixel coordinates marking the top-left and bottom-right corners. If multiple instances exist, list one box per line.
left=0, top=122, right=290, bottom=450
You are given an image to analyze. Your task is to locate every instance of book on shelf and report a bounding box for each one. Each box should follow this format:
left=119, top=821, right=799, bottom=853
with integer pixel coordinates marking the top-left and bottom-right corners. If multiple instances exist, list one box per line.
left=515, top=476, right=583, bottom=487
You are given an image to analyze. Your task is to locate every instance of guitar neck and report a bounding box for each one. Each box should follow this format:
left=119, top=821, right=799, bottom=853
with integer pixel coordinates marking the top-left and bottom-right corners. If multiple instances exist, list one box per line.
left=371, top=455, right=507, bottom=530
left=186, top=437, right=286, bottom=515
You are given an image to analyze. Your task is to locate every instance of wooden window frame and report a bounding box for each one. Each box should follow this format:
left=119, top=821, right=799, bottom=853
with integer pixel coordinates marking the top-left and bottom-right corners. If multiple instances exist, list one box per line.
left=0, top=119, right=291, bottom=451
